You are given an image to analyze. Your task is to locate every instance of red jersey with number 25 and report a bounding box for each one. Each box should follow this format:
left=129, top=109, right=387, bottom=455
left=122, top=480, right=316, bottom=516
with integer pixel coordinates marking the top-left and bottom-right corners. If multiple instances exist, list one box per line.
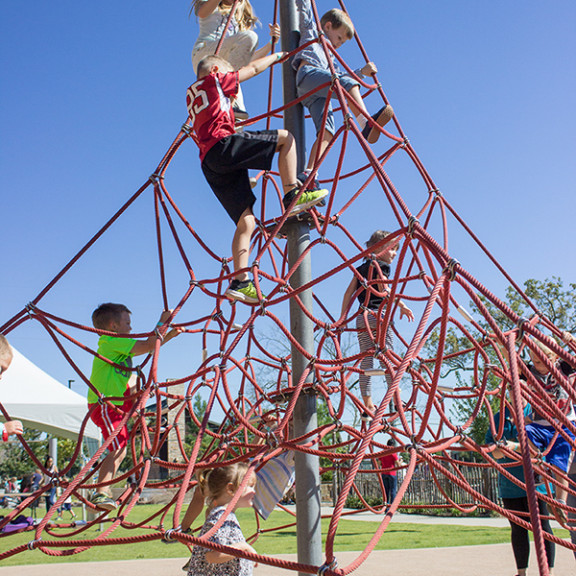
left=186, top=71, right=239, bottom=162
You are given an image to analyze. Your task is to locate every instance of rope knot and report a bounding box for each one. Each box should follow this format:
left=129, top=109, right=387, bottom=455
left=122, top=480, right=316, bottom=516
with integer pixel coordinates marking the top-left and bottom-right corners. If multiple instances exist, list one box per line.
left=444, top=258, right=460, bottom=281
left=318, top=558, right=338, bottom=575
left=162, top=528, right=177, bottom=543
left=407, top=216, right=419, bottom=237
left=27, top=538, right=42, bottom=550
left=516, top=317, right=529, bottom=343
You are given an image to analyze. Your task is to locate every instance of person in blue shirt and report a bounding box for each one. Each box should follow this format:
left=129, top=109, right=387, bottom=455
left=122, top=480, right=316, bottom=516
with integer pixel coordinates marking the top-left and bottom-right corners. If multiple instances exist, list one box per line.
left=486, top=405, right=555, bottom=576
left=292, top=1, right=394, bottom=186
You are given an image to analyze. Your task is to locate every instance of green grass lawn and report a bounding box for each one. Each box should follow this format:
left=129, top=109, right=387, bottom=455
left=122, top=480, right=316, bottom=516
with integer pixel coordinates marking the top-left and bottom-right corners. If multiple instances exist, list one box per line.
left=0, top=505, right=569, bottom=566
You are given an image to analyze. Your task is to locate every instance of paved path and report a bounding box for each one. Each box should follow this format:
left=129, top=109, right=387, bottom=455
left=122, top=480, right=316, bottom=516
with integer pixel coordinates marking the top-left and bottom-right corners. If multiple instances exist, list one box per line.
left=1, top=544, right=574, bottom=576
left=1, top=511, right=574, bottom=575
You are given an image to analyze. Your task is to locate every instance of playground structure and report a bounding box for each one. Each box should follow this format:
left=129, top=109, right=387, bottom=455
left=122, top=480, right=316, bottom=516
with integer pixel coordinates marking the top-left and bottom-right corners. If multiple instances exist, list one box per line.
left=1, top=2, right=575, bottom=575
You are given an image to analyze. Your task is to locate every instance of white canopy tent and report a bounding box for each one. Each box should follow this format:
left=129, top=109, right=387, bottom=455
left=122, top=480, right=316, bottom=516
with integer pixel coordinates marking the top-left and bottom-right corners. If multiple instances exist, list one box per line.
left=0, top=347, right=100, bottom=441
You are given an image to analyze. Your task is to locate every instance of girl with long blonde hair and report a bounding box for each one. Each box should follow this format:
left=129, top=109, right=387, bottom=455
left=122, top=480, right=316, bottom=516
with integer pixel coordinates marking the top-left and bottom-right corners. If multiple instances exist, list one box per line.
left=190, top=0, right=280, bottom=118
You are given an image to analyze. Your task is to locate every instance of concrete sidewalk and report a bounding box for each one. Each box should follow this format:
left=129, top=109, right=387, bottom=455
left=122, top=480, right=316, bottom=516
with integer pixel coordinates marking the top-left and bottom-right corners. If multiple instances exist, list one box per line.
left=0, top=511, right=573, bottom=575
left=0, top=544, right=574, bottom=576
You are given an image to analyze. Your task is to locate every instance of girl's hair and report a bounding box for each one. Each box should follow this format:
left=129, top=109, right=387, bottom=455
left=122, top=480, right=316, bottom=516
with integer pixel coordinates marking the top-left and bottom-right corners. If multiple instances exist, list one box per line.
left=531, top=339, right=557, bottom=359
left=365, top=230, right=391, bottom=249
left=199, top=462, right=250, bottom=504
left=190, top=1, right=258, bottom=32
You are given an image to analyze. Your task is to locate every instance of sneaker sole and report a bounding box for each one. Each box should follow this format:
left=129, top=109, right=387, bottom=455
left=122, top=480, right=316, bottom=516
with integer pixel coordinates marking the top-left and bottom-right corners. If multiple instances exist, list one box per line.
left=234, top=111, right=249, bottom=121
left=91, top=500, right=117, bottom=511
left=367, top=105, right=394, bottom=144
left=225, top=288, right=260, bottom=304
left=289, top=189, right=329, bottom=216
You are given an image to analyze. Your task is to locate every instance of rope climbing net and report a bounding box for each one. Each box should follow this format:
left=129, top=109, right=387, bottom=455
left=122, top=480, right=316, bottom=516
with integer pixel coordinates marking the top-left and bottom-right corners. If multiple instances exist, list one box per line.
left=1, top=1, right=575, bottom=574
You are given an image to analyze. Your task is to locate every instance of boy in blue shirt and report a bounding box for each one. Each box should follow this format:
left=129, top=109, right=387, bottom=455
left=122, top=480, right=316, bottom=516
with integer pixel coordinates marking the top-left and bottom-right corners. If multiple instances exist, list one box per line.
left=293, top=1, right=393, bottom=185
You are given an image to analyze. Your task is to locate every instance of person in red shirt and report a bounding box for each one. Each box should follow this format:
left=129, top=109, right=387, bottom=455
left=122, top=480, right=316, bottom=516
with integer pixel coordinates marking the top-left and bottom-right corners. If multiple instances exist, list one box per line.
left=186, top=52, right=328, bottom=304
left=377, top=438, right=399, bottom=506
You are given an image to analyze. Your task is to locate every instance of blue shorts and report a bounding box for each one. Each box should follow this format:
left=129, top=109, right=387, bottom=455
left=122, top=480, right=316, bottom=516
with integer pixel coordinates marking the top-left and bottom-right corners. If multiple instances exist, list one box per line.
left=525, top=422, right=575, bottom=472
left=296, top=64, right=359, bottom=136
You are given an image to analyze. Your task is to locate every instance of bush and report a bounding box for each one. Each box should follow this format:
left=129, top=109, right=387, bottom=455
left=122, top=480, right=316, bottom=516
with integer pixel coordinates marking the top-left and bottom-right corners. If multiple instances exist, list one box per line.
left=345, top=495, right=384, bottom=509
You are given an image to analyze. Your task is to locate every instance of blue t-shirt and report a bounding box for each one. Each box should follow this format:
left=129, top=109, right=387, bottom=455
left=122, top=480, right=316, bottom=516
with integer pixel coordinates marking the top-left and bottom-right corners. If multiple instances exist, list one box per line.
left=485, top=407, right=546, bottom=499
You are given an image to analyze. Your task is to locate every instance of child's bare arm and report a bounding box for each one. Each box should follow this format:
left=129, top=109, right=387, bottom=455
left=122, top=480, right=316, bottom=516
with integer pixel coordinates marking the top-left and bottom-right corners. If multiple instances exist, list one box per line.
left=3, top=420, right=23, bottom=437
left=398, top=300, right=414, bottom=321
left=252, top=23, right=281, bottom=61
left=181, top=484, right=205, bottom=532
left=563, top=331, right=576, bottom=346
left=238, top=51, right=286, bottom=83
left=131, top=310, right=182, bottom=356
left=205, top=541, right=257, bottom=564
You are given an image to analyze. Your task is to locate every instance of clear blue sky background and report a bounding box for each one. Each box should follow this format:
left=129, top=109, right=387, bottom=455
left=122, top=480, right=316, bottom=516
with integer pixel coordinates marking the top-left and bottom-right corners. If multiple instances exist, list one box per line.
left=1, top=1, right=575, bottom=405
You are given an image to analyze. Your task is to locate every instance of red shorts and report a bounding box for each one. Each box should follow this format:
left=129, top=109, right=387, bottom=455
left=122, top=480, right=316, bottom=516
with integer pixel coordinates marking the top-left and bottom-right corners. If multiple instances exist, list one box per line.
left=88, top=398, right=133, bottom=452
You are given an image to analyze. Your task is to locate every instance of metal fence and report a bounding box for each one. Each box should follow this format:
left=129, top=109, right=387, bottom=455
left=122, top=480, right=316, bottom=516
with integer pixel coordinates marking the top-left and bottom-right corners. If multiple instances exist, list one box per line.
left=335, top=461, right=499, bottom=507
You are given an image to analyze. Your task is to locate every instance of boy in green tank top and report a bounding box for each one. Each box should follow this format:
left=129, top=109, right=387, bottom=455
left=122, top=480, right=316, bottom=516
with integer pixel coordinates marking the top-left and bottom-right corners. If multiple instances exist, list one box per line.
left=88, top=303, right=181, bottom=510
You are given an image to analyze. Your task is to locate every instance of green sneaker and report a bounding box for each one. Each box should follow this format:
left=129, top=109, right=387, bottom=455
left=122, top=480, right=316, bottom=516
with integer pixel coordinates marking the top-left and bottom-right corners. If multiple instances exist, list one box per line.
left=89, top=491, right=117, bottom=511
left=283, top=187, right=329, bottom=216
left=225, top=280, right=264, bottom=304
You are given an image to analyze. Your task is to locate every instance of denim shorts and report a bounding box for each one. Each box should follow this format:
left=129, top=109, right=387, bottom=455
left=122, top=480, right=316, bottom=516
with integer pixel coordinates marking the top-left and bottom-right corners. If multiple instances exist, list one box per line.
left=296, top=64, right=359, bottom=136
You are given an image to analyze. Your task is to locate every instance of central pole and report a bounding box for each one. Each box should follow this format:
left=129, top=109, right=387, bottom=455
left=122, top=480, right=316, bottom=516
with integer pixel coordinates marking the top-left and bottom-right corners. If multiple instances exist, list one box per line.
left=279, top=1, right=323, bottom=574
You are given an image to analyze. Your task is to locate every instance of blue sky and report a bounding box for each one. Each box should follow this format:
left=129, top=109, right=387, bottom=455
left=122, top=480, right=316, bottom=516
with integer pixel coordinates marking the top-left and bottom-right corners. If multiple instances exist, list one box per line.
left=1, top=0, right=575, bottom=416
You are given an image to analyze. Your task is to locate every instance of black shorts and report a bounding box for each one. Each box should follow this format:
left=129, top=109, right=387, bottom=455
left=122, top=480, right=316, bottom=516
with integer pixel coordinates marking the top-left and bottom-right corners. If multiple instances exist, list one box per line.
left=201, top=130, right=279, bottom=224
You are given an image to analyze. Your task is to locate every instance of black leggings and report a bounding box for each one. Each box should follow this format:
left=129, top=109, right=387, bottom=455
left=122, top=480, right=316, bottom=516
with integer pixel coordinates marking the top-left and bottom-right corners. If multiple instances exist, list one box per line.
left=502, top=497, right=555, bottom=570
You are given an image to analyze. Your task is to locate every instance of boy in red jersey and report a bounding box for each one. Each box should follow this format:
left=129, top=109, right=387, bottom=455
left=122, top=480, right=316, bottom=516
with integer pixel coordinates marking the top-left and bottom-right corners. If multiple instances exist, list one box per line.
left=186, top=52, right=328, bottom=304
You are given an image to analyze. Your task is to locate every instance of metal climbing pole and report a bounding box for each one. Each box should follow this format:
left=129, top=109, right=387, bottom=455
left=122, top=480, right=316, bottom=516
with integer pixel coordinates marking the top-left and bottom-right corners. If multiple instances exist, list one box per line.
left=279, top=1, right=323, bottom=574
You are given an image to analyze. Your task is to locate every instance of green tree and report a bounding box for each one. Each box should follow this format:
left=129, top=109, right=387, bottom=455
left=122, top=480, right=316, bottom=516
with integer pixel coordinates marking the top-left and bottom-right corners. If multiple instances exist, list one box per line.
left=0, top=428, right=47, bottom=480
